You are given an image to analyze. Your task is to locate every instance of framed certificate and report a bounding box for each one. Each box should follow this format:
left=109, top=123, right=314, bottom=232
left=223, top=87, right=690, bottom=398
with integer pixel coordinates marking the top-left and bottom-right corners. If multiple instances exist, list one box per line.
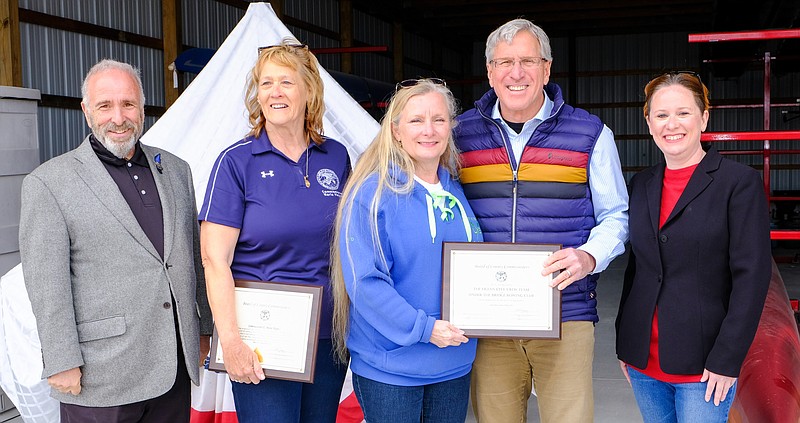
left=442, top=242, right=561, bottom=339
left=208, top=280, right=322, bottom=383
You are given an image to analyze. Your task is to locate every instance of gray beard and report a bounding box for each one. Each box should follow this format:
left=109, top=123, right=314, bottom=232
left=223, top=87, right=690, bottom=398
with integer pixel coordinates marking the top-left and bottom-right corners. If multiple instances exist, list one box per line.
left=96, top=133, right=137, bottom=159
left=91, top=121, right=142, bottom=159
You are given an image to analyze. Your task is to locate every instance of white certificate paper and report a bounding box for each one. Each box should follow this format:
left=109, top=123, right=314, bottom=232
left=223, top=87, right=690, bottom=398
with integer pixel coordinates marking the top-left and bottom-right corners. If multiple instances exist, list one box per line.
left=209, top=281, right=322, bottom=382
left=443, top=243, right=561, bottom=338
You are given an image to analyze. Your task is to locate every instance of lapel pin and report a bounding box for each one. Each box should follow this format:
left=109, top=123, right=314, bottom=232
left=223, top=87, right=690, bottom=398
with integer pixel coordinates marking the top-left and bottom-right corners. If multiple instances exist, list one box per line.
left=154, top=153, right=163, bottom=174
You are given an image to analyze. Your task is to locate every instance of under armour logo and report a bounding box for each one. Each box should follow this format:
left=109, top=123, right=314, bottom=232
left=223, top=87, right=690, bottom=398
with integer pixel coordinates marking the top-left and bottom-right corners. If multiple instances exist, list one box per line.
left=261, top=170, right=275, bottom=178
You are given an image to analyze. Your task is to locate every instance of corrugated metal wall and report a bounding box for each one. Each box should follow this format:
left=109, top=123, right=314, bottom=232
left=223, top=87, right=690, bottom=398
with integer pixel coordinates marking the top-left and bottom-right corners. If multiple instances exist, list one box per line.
left=287, top=24, right=342, bottom=71
left=285, top=0, right=338, bottom=33
left=20, top=25, right=164, bottom=105
left=353, top=9, right=392, bottom=82
left=467, top=30, right=800, bottom=189
left=573, top=32, right=699, bottom=180
left=180, top=0, right=245, bottom=89
left=441, top=47, right=463, bottom=76
left=286, top=0, right=341, bottom=70
left=19, top=0, right=165, bottom=162
left=15, top=0, right=800, bottom=190
left=20, top=0, right=162, bottom=38
left=404, top=31, right=433, bottom=70
left=181, top=0, right=244, bottom=49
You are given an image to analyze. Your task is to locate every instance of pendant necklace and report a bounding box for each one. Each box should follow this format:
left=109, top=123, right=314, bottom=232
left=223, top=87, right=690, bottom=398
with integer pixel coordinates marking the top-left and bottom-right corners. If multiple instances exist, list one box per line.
left=303, top=144, right=312, bottom=188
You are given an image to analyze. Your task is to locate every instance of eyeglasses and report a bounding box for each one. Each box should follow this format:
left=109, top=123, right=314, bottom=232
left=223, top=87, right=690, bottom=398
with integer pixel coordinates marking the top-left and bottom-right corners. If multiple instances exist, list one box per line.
left=489, top=57, right=548, bottom=69
left=257, top=43, right=308, bottom=53
left=395, top=78, right=447, bottom=92
left=665, top=70, right=702, bottom=85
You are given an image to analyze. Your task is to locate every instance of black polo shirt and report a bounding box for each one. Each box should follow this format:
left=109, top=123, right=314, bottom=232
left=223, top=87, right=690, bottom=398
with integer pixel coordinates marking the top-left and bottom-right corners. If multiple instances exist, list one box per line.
left=90, top=136, right=164, bottom=259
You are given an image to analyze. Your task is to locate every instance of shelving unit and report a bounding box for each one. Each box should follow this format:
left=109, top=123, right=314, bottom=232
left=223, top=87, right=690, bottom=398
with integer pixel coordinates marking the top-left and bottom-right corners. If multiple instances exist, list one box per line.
left=690, top=29, right=800, bottom=241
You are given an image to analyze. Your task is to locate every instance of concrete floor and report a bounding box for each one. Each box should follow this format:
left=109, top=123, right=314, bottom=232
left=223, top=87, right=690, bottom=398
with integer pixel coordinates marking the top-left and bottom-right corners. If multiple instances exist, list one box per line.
left=466, top=249, right=800, bottom=423
left=2, top=250, right=797, bottom=423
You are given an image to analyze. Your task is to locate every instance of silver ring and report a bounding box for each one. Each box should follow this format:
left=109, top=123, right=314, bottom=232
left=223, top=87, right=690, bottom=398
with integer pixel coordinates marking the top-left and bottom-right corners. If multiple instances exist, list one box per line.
left=565, top=269, right=572, bottom=278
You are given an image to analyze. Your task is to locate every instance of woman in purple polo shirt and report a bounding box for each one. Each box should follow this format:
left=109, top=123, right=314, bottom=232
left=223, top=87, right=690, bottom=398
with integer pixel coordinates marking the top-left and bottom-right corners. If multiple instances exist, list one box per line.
left=199, top=39, right=350, bottom=422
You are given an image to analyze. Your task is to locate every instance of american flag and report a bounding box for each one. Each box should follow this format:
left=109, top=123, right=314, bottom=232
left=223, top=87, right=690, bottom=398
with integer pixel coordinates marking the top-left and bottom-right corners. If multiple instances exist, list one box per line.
left=190, top=367, right=364, bottom=423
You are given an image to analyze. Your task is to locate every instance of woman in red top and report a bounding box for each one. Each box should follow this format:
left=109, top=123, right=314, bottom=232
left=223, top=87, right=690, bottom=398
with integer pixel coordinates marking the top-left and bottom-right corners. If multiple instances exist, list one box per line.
left=616, top=72, right=771, bottom=423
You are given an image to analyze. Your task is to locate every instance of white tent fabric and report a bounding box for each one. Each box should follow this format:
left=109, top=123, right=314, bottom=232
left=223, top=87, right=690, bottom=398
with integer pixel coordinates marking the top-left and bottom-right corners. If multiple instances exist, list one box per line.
left=0, top=264, right=60, bottom=422
left=0, top=3, right=378, bottom=421
left=141, top=2, right=379, bottom=206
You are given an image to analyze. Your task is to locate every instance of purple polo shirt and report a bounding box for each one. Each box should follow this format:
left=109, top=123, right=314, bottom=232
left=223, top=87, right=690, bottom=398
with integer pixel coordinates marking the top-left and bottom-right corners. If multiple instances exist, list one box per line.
left=199, top=130, right=351, bottom=339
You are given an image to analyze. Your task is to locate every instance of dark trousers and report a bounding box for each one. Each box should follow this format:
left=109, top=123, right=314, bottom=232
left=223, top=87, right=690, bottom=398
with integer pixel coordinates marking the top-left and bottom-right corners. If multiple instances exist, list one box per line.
left=60, top=353, right=190, bottom=423
left=62, top=313, right=191, bottom=423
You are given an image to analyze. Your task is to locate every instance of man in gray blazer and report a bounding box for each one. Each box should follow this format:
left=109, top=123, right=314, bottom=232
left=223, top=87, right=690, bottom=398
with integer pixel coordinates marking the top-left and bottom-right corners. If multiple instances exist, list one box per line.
left=19, top=59, right=213, bottom=422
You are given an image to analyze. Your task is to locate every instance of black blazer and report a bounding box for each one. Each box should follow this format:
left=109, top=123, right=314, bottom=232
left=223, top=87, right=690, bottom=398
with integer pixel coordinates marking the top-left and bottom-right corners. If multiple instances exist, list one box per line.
left=616, top=147, right=771, bottom=377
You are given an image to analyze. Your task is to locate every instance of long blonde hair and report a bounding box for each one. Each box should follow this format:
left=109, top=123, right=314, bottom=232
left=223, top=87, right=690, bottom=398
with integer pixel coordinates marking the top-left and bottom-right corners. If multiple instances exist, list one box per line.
left=331, top=79, right=460, bottom=362
left=244, top=38, right=325, bottom=144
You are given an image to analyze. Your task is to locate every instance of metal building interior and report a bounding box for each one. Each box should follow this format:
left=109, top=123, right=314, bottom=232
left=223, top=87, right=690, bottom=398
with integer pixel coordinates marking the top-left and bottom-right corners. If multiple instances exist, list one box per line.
left=1, top=0, right=799, bottom=421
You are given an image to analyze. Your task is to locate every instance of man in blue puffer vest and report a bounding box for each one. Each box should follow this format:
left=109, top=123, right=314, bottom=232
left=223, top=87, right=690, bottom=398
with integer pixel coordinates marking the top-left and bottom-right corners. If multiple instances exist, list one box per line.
left=454, top=18, right=629, bottom=423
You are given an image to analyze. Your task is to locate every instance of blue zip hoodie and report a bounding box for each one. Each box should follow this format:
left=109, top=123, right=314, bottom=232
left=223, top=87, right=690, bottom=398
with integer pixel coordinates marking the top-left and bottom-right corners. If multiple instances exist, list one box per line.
left=339, top=166, right=483, bottom=386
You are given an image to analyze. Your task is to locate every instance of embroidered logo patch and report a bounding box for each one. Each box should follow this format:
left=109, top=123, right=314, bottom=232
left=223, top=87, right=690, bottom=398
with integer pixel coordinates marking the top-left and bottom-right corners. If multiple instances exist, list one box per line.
left=317, top=169, right=342, bottom=197
left=316, top=169, right=339, bottom=190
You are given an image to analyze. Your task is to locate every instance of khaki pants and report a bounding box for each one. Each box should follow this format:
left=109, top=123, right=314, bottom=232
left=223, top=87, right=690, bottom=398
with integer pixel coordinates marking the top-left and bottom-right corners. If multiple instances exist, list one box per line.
left=471, top=321, right=595, bottom=423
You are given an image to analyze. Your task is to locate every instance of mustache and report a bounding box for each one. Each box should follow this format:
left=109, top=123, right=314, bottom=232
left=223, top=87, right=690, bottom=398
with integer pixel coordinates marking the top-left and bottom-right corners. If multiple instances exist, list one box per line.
left=102, top=120, right=138, bottom=134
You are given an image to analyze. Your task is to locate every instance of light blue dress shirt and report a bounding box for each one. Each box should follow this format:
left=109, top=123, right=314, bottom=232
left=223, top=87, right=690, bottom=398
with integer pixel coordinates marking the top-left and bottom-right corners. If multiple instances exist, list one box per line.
left=491, top=92, right=629, bottom=273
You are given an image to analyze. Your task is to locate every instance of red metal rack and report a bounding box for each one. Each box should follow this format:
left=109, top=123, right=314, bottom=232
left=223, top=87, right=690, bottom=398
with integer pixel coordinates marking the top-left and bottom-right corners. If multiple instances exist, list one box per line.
left=689, top=29, right=800, bottom=43
left=690, top=30, right=800, bottom=241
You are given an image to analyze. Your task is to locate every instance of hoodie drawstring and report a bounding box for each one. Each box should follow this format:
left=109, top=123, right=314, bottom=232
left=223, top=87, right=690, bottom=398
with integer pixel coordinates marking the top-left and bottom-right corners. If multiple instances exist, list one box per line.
left=425, top=191, right=473, bottom=243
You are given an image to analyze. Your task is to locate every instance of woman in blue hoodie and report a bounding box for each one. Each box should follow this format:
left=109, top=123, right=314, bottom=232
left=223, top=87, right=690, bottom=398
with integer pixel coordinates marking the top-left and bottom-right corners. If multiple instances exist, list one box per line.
left=332, top=79, right=483, bottom=422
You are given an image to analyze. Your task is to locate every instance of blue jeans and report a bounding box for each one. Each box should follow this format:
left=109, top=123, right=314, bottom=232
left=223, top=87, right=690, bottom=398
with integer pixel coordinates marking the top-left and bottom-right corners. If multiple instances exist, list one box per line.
left=352, top=372, right=471, bottom=423
left=230, top=339, right=346, bottom=423
left=628, top=367, right=736, bottom=423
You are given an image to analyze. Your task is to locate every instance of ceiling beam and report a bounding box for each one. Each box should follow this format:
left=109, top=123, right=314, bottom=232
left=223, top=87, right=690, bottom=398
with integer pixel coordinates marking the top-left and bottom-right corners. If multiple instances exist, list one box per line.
left=402, top=0, right=708, bottom=10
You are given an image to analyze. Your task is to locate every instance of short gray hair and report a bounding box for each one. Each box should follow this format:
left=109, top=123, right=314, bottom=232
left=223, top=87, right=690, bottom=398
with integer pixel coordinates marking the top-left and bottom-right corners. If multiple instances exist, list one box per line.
left=485, top=18, right=552, bottom=63
left=81, top=59, right=146, bottom=106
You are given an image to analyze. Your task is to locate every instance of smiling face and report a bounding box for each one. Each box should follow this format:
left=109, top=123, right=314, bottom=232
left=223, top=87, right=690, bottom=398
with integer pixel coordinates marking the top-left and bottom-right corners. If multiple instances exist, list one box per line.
left=487, top=30, right=552, bottom=123
left=392, top=91, right=452, bottom=176
left=81, top=68, right=144, bottom=159
left=256, top=61, right=308, bottom=132
left=646, top=84, right=709, bottom=168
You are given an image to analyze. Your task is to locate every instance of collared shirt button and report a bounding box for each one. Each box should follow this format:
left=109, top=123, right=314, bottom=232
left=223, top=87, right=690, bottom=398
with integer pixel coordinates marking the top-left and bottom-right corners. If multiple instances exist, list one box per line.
left=127, top=162, right=132, bottom=168
left=141, top=190, right=146, bottom=195
left=163, top=302, right=171, bottom=309
left=133, top=175, right=139, bottom=180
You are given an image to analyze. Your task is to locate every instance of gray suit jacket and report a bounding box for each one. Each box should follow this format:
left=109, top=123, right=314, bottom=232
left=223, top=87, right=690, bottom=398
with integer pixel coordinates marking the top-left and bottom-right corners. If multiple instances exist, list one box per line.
left=19, top=136, right=213, bottom=407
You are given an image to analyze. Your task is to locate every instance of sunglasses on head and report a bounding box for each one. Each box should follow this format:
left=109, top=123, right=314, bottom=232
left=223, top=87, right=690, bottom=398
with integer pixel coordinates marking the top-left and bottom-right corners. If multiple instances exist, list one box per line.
left=664, top=70, right=702, bottom=85
left=257, top=43, right=308, bottom=53
left=395, top=78, right=447, bottom=92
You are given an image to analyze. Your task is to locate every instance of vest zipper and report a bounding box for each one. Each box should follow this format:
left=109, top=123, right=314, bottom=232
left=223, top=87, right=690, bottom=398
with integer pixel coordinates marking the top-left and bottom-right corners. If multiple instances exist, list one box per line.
left=478, top=107, right=519, bottom=242
left=511, top=172, right=518, bottom=242
left=473, top=90, right=567, bottom=244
